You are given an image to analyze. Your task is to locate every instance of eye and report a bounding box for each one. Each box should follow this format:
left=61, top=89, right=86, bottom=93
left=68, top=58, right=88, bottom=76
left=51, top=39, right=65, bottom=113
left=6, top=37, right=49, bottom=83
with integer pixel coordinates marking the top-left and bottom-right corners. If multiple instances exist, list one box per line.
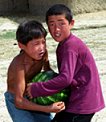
left=59, top=22, right=66, bottom=26
left=42, top=39, right=46, bottom=44
left=32, top=41, right=40, bottom=46
left=49, top=23, right=54, bottom=27
left=34, top=42, right=39, bottom=45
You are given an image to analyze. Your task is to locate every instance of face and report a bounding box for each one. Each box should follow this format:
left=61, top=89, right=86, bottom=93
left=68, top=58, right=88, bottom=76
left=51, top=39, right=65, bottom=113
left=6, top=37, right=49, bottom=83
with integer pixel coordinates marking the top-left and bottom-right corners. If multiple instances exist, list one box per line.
left=19, top=37, right=46, bottom=60
left=47, top=15, right=74, bottom=42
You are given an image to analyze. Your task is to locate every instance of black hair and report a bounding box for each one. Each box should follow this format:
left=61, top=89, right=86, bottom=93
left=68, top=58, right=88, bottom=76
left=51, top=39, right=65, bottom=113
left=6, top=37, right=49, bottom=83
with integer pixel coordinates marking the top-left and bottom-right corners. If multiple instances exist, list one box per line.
left=46, top=4, right=73, bottom=24
left=16, top=20, right=47, bottom=45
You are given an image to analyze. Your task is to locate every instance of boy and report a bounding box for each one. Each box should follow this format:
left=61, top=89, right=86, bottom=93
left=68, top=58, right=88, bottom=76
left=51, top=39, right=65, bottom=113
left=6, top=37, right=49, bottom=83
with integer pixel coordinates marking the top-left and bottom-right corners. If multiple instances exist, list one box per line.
left=4, top=20, right=65, bottom=122
left=27, top=4, right=105, bottom=122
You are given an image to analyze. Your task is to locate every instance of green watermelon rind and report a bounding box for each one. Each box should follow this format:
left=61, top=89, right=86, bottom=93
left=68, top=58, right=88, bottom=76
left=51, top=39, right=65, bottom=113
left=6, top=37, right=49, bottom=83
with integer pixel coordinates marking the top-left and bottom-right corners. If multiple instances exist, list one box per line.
left=31, top=70, right=69, bottom=105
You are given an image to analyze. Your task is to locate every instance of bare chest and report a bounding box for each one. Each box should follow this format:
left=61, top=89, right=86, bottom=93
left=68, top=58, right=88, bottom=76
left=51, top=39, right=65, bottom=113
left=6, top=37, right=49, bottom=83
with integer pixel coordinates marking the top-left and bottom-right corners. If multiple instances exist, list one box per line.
left=25, top=61, right=43, bottom=82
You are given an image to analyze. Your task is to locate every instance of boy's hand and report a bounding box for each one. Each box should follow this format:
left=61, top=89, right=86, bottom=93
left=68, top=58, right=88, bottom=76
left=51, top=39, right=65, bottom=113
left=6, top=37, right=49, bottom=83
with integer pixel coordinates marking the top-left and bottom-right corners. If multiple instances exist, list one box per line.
left=26, top=83, right=33, bottom=99
left=48, top=101, right=65, bottom=113
left=26, top=83, right=65, bottom=113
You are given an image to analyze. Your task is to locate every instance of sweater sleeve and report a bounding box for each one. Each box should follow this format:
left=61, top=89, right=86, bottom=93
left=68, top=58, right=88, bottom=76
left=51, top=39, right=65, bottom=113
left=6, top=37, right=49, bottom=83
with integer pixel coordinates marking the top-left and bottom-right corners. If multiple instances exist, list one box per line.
left=31, top=50, right=78, bottom=97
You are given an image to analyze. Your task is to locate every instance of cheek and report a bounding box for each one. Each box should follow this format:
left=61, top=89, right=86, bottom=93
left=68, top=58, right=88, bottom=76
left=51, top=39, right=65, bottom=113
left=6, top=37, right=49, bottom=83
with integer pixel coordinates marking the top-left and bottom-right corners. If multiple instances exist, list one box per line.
left=49, top=27, right=54, bottom=34
left=28, top=46, right=37, bottom=54
left=63, top=27, right=70, bottom=34
left=32, top=47, right=38, bottom=53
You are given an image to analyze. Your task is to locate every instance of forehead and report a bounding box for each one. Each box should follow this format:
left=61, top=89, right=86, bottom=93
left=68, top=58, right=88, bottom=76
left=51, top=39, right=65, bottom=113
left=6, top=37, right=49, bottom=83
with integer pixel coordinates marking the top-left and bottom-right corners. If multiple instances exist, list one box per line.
left=48, top=14, right=66, bottom=22
left=28, top=37, right=45, bottom=44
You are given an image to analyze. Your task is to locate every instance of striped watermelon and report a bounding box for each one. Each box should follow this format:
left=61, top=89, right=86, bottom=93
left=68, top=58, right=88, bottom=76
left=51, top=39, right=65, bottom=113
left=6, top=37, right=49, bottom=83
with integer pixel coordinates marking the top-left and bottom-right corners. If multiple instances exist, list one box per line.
left=31, top=70, right=69, bottom=105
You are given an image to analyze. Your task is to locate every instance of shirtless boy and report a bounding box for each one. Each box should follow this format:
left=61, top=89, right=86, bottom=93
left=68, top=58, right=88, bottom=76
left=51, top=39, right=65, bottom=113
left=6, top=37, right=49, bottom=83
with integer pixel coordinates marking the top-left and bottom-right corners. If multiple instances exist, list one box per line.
left=4, top=20, right=65, bottom=122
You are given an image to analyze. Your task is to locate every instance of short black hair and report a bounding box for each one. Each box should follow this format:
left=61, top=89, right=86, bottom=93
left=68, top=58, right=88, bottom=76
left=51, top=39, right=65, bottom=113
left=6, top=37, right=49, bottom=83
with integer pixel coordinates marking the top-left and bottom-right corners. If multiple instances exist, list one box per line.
left=46, top=4, right=73, bottom=24
left=16, top=20, right=47, bottom=45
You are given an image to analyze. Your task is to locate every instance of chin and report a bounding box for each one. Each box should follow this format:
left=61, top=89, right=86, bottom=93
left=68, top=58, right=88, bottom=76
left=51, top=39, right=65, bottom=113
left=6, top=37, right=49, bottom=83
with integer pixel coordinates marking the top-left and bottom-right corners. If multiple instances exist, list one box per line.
left=55, top=40, right=62, bottom=42
left=54, top=38, right=62, bottom=42
left=32, top=57, right=41, bottom=61
left=37, top=57, right=43, bottom=61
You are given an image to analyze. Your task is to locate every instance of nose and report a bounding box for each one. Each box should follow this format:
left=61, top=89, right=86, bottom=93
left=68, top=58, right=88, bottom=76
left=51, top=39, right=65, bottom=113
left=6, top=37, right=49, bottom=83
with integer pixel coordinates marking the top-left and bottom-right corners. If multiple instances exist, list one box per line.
left=39, top=43, right=45, bottom=51
left=55, top=23, right=60, bottom=31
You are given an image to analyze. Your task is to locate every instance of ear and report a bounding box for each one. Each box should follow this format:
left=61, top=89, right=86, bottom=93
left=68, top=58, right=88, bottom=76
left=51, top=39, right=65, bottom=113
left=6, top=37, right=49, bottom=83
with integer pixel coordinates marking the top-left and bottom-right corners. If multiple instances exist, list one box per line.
left=69, top=19, right=74, bottom=29
left=70, top=20, right=74, bottom=26
left=18, top=42, right=25, bottom=49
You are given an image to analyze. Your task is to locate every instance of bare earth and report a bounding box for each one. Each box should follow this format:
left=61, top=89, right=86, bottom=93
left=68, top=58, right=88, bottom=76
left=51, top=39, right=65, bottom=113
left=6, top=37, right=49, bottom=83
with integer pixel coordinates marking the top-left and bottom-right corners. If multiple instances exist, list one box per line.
left=0, top=11, right=106, bottom=122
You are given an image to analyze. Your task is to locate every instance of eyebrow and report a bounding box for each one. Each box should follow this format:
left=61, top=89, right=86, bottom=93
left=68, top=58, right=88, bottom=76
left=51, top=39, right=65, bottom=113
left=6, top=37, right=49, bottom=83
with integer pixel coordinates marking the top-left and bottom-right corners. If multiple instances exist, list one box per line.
left=49, top=19, right=64, bottom=23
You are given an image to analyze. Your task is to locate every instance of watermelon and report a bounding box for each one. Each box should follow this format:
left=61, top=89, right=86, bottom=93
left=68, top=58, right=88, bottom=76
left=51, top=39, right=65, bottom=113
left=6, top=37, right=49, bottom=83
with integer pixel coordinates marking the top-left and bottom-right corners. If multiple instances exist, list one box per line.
left=31, top=70, right=69, bottom=105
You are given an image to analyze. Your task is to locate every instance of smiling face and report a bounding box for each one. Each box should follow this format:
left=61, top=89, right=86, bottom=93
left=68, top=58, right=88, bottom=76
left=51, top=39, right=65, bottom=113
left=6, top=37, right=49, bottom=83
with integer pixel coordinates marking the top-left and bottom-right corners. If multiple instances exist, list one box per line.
left=47, top=15, right=74, bottom=43
left=18, top=37, right=46, bottom=60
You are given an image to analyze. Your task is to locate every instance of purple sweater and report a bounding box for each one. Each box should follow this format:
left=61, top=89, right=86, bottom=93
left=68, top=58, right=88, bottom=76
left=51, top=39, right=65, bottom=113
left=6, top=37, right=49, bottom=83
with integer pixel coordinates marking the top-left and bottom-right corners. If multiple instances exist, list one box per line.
left=31, top=34, right=105, bottom=114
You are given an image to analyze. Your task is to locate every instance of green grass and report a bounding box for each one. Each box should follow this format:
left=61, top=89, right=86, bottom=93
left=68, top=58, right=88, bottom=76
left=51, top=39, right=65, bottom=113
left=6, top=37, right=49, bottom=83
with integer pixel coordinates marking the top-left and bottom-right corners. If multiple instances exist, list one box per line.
left=0, top=30, right=19, bottom=60
left=0, top=30, right=16, bottom=40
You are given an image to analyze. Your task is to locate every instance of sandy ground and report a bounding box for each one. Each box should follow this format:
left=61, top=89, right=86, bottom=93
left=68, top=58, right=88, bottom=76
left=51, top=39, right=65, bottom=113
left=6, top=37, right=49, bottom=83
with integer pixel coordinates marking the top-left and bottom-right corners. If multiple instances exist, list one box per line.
left=0, top=11, right=106, bottom=122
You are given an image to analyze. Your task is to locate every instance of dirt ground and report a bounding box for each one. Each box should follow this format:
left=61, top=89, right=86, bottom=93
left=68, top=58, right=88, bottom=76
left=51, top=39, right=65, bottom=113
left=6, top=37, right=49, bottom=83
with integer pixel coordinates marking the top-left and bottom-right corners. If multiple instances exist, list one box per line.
left=0, top=10, right=106, bottom=122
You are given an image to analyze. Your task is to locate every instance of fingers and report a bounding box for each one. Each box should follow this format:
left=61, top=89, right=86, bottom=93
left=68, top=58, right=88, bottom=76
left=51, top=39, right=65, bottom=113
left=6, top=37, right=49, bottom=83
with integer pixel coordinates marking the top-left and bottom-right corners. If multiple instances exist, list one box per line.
left=58, top=104, right=65, bottom=112
left=57, top=101, right=64, bottom=106
left=26, top=83, right=33, bottom=99
left=51, top=101, right=65, bottom=113
left=57, top=101, right=65, bottom=112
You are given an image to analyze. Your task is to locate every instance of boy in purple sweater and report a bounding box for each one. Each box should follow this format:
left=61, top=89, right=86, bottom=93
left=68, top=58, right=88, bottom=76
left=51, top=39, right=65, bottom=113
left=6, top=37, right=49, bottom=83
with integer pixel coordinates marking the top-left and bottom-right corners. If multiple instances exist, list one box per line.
left=27, top=4, right=105, bottom=122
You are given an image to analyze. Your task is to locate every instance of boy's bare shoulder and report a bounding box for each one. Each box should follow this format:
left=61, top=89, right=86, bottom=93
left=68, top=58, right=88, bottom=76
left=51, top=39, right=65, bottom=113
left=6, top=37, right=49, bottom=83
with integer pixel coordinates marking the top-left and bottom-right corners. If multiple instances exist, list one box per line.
left=9, top=52, right=25, bottom=70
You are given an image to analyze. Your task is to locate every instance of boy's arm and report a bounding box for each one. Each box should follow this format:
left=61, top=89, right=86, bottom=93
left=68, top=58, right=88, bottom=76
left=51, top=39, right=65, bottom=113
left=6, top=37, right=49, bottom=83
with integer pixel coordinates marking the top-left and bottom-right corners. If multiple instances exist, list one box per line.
left=27, top=50, right=77, bottom=98
left=14, top=65, right=65, bottom=113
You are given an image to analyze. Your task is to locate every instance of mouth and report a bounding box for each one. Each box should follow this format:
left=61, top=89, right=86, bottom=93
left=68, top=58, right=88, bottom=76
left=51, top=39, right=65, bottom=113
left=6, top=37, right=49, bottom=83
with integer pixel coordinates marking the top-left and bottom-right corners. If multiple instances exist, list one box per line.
left=39, top=51, right=45, bottom=57
left=55, top=33, right=61, bottom=38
